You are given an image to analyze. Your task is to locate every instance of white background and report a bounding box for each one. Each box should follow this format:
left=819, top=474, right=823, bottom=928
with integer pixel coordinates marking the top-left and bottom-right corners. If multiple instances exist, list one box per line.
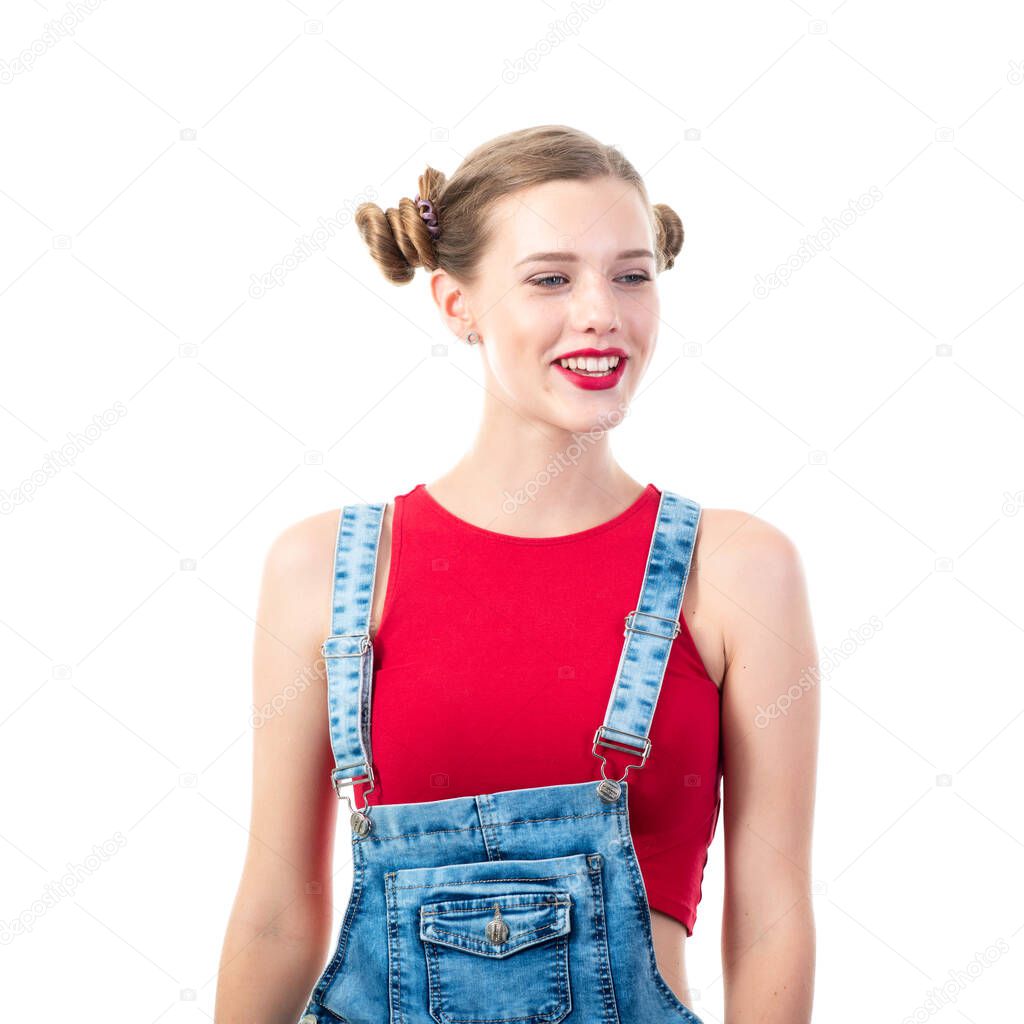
left=1, top=1, right=1022, bottom=1021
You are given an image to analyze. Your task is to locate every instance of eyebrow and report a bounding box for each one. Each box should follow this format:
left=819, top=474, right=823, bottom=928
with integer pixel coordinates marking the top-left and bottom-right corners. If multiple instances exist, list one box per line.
left=514, top=248, right=655, bottom=267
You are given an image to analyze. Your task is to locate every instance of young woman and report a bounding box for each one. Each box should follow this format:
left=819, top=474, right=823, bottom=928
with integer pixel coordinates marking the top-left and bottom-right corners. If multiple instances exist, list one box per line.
left=216, top=125, right=820, bottom=1024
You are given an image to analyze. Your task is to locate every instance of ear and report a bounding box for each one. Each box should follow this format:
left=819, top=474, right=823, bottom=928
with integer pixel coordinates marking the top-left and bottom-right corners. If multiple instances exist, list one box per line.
left=430, top=267, right=478, bottom=339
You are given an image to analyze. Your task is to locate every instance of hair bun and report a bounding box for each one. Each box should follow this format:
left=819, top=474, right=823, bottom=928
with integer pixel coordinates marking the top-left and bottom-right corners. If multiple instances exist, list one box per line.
left=354, top=167, right=448, bottom=284
left=652, top=203, right=684, bottom=272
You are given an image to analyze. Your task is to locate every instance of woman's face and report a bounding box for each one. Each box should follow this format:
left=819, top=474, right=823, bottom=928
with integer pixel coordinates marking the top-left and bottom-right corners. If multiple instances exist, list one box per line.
left=437, top=176, right=662, bottom=434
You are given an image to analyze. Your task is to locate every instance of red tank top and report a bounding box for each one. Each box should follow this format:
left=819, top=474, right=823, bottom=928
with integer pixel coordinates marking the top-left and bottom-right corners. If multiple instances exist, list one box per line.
left=360, top=481, right=723, bottom=935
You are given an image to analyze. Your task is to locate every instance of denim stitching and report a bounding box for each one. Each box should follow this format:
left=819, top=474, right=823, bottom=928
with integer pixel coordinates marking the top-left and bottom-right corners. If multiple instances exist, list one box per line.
left=477, top=792, right=504, bottom=860
left=615, top=801, right=702, bottom=1022
left=356, top=808, right=623, bottom=843
left=425, top=918, right=567, bottom=948
left=314, top=838, right=365, bottom=1001
left=475, top=796, right=495, bottom=861
left=424, top=936, right=441, bottom=1024
left=389, top=870, right=586, bottom=890
left=556, top=931, right=570, bottom=1022
left=421, top=899, right=568, bottom=915
left=586, top=855, right=621, bottom=1023
left=420, top=895, right=571, bottom=950
left=385, top=871, right=404, bottom=1024
left=310, top=1003, right=348, bottom=1023
left=421, top=905, right=573, bottom=921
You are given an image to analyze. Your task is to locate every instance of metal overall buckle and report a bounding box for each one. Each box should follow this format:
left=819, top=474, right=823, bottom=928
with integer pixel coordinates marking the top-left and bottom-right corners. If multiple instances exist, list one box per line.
left=330, top=760, right=376, bottom=836
left=591, top=725, right=652, bottom=803
left=623, top=609, right=681, bottom=640
left=320, top=633, right=372, bottom=658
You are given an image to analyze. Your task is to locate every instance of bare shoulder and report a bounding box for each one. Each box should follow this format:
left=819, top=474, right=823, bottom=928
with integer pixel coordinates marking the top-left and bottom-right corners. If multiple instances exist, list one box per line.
left=695, top=507, right=805, bottom=589
left=250, top=507, right=346, bottom=726
left=696, top=507, right=815, bottom=682
left=261, top=502, right=395, bottom=640
left=694, top=507, right=808, bottom=648
left=264, top=507, right=341, bottom=589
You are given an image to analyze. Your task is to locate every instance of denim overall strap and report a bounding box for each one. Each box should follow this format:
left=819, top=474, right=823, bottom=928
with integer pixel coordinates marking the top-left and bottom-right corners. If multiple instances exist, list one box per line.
left=320, top=502, right=386, bottom=811
left=592, top=489, right=701, bottom=801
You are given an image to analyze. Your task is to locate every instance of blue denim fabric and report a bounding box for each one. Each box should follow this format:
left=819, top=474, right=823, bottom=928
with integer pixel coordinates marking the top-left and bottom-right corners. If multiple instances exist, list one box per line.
left=299, top=490, right=705, bottom=1024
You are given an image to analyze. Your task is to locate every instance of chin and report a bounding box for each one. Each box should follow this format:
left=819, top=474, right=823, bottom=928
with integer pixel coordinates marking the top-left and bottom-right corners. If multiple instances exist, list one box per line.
left=545, top=398, right=631, bottom=438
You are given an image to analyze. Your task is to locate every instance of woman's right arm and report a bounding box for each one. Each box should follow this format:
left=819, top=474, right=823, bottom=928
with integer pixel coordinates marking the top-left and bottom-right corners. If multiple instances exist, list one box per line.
left=215, top=512, right=342, bottom=1024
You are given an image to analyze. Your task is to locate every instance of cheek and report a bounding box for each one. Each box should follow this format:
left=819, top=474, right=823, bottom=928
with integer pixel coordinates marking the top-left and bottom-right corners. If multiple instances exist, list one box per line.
left=480, top=305, right=561, bottom=386
left=628, top=288, right=659, bottom=327
left=488, top=344, right=546, bottom=389
left=481, top=339, right=556, bottom=404
left=627, top=300, right=659, bottom=353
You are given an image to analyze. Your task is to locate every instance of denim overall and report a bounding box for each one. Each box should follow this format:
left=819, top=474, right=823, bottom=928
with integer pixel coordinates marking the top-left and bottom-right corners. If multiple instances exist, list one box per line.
left=298, top=489, right=705, bottom=1024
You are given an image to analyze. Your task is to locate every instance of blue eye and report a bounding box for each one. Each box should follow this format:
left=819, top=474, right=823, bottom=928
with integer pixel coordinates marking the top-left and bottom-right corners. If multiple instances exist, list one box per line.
left=530, top=273, right=650, bottom=288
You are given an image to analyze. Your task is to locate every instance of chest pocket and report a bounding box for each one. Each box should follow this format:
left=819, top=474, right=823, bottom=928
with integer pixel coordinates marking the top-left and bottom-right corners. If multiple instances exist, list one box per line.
left=418, top=890, right=573, bottom=1024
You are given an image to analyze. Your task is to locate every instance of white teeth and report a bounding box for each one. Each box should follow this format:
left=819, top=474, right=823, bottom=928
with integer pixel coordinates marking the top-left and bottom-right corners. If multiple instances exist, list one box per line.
left=558, top=355, right=620, bottom=373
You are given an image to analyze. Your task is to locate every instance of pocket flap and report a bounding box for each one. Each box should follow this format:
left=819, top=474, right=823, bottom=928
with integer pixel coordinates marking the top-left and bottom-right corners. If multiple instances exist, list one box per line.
left=419, top=891, right=572, bottom=959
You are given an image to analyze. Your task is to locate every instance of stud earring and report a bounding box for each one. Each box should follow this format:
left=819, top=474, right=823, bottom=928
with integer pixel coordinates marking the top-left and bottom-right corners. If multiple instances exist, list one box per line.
left=466, top=331, right=481, bottom=345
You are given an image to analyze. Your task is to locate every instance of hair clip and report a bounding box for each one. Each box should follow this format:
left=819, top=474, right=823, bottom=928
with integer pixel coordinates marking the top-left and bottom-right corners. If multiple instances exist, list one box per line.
left=413, top=194, right=441, bottom=241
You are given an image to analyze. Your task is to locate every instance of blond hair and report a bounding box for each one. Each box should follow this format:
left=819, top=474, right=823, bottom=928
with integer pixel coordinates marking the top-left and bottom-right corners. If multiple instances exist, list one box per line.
left=354, top=124, right=684, bottom=286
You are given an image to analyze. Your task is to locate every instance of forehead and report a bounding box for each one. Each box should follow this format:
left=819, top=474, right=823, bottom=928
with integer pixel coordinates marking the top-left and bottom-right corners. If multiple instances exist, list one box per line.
left=485, top=177, right=652, bottom=254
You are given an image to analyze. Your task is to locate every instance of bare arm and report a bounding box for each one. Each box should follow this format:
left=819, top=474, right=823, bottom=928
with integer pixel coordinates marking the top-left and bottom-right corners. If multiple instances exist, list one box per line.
left=713, top=515, right=820, bottom=1023
left=215, top=513, right=341, bottom=1024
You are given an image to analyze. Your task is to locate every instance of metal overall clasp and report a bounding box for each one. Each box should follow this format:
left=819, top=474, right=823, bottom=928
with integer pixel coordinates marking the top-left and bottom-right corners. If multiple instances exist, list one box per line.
left=330, top=761, right=376, bottom=836
left=591, top=725, right=652, bottom=803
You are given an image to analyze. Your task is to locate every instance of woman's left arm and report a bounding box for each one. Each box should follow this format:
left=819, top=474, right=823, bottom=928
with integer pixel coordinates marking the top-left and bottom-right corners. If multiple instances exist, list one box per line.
left=711, top=514, right=820, bottom=1023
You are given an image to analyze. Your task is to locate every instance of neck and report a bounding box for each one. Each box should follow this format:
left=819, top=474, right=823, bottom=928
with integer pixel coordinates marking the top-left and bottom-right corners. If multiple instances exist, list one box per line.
left=426, top=417, right=645, bottom=537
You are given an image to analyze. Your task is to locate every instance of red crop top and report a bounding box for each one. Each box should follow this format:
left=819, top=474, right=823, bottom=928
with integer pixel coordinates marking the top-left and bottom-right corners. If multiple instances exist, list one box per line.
left=357, top=481, right=723, bottom=935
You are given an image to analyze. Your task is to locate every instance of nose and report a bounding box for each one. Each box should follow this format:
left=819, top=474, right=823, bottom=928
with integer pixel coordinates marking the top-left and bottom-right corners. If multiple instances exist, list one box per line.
left=569, top=268, right=621, bottom=335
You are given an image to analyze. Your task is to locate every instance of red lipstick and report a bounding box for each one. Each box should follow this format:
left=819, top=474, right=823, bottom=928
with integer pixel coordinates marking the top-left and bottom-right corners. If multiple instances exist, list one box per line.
left=550, top=348, right=628, bottom=391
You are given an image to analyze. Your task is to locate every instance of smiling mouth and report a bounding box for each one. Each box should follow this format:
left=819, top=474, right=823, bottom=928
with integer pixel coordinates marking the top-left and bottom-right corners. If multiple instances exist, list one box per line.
left=551, top=354, right=625, bottom=377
